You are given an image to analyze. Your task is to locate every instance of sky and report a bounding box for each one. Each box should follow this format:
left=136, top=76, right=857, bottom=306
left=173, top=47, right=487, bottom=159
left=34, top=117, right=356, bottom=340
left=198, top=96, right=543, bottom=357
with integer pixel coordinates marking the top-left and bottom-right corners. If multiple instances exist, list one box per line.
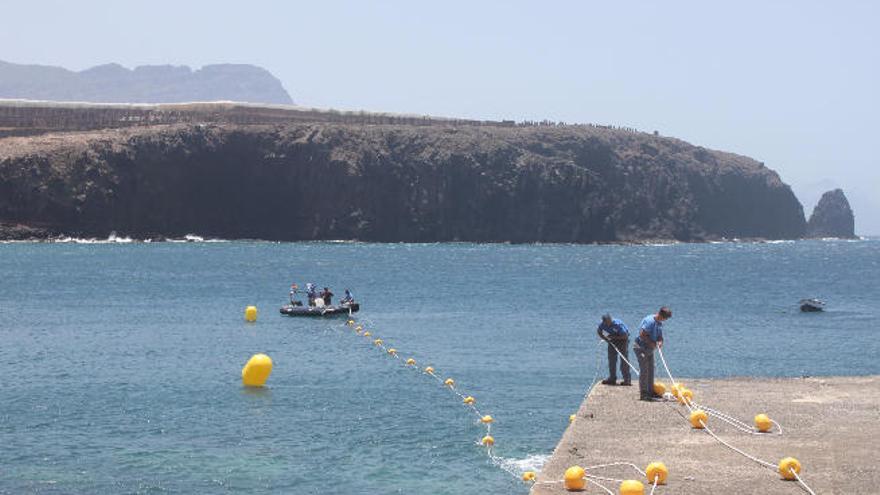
left=3, top=0, right=878, bottom=233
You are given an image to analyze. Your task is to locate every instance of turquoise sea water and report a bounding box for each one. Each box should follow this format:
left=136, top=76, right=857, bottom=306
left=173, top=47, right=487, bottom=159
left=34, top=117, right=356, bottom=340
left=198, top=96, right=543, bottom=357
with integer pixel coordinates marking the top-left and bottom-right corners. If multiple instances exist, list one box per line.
left=1, top=239, right=878, bottom=494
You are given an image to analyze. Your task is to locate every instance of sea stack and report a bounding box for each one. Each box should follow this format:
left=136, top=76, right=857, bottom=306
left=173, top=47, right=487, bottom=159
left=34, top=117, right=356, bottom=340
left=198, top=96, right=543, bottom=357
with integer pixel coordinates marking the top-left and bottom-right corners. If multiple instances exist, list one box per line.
left=806, top=188, right=856, bottom=238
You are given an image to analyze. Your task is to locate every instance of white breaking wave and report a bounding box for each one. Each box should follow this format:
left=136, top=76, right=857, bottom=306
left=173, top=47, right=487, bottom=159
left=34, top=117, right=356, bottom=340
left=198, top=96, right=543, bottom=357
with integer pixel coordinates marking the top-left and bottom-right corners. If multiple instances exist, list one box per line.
left=494, top=453, right=550, bottom=475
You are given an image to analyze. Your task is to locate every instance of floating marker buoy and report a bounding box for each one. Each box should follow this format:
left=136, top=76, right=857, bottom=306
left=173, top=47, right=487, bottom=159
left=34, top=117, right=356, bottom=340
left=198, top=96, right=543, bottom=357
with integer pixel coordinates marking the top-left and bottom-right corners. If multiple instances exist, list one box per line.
left=244, top=305, right=257, bottom=322
left=373, top=339, right=383, bottom=346
left=619, top=479, right=645, bottom=495
left=406, top=358, right=416, bottom=366
left=444, top=378, right=455, bottom=387
left=363, top=331, right=371, bottom=337
left=355, top=325, right=363, bottom=331
left=522, top=471, right=536, bottom=482
left=481, top=435, right=494, bottom=446
left=670, top=383, right=685, bottom=398
left=347, top=319, right=355, bottom=326
left=645, top=462, right=668, bottom=485
left=463, top=396, right=475, bottom=405
left=678, top=388, right=694, bottom=405
left=481, top=415, right=493, bottom=424
left=424, top=366, right=435, bottom=374
left=754, top=413, right=772, bottom=433
left=690, top=409, right=708, bottom=429
left=241, top=353, right=273, bottom=387
left=653, top=382, right=667, bottom=396
left=778, top=457, right=801, bottom=480
left=563, top=465, right=586, bottom=491
left=569, top=414, right=576, bottom=423
left=387, top=348, right=397, bottom=355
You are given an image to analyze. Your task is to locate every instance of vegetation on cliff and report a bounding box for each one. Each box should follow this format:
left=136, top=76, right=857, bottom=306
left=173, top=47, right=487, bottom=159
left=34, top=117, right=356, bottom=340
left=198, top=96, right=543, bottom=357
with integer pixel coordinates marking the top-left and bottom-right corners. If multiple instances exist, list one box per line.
left=0, top=123, right=806, bottom=242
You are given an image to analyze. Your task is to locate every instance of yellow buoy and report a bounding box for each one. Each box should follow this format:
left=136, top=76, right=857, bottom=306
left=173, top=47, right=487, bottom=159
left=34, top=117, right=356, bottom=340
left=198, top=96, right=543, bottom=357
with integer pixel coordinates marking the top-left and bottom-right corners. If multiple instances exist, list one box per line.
left=424, top=366, right=435, bottom=374
left=754, top=413, right=773, bottom=433
left=373, top=338, right=383, bottom=346
left=244, top=305, right=257, bottom=322
left=678, top=388, right=694, bottom=405
left=387, top=348, right=397, bottom=355
left=522, top=471, right=536, bottom=482
left=569, top=414, right=576, bottom=423
left=363, top=331, right=371, bottom=337
left=690, top=409, right=708, bottom=429
left=563, top=465, right=586, bottom=491
left=355, top=325, right=363, bottom=331
left=347, top=319, right=355, bottom=326
left=463, top=396, right=475, bottom=405
left=778, top=457, right=801, bottom=480
left=653, top=382, right=667, bottom=396
left=645, top=462, right=668, bottom=485
left=241, top=353, right=273, bottom=387
left=481, top=435, right=495, bottom=446
left=670, top=383, right=685, bottom=398
left=481, top=415, right=493, bottom=424
left=406, top=358, right=416, bottom=366
left=444, top=378, right=455, bottom=387
left=619, top=479, right=645, bottom=495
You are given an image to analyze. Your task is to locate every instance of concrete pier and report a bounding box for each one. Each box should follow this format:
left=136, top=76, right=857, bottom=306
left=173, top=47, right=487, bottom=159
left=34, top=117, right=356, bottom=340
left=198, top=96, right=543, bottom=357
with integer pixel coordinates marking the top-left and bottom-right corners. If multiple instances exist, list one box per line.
left=531, top=376, right=879, bottom=494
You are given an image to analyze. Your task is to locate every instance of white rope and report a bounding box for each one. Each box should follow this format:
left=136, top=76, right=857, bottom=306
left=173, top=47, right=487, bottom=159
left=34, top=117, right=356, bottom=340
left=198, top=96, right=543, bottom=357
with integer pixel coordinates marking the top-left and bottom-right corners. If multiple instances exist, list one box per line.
left=649, top=475, right=659, bottom=495
left=584, top=476, right=615, bottom=495
left=791, top=467, right=817, bottom=495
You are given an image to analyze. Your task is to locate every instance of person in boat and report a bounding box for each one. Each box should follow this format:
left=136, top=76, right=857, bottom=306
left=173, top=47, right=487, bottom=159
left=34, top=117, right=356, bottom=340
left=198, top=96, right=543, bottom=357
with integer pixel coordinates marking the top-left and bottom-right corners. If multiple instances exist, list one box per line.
left=289, top=283, right=302, bottom=306
left=306, top=283, right=317, bottom=307
left=597, top=314, right=631, bottom=386
left=634, top=307, right=672, bottom=401
left=320, top=287, right=334, bottom=306
left=340, top=289, right=354, bottom=305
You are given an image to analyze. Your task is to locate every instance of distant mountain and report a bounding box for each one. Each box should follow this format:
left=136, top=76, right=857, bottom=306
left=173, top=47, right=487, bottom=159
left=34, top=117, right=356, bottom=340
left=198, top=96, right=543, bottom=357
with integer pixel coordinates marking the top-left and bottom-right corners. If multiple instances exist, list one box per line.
left=0, top=60, right=293, bottom=104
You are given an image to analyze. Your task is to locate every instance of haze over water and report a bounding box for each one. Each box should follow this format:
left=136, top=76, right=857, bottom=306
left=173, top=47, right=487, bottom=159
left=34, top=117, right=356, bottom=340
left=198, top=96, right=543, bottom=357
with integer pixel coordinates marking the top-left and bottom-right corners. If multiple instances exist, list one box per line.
left=1, top=239, right=877, bottom=494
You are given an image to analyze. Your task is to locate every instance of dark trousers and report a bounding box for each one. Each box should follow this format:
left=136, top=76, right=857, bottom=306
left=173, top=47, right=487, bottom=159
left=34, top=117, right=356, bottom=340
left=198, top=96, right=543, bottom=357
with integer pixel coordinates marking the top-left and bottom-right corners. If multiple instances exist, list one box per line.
left=634, top=346, right=655, bottom=398
left=606, top=338, right=631, bottom=382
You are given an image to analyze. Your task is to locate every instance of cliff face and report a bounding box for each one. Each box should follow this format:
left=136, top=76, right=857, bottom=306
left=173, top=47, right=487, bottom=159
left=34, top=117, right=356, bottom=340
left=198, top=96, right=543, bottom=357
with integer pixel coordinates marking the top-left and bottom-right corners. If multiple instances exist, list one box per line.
left=0, top=60, right=293, bottom=104
left=807, top=189, right=856, bottom=238
left=0, top=123, right=806, bottom=242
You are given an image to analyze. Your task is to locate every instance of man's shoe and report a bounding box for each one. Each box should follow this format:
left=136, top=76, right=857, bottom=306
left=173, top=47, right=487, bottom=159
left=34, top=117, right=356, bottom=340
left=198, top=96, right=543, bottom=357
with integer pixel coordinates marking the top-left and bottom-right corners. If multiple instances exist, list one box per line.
left=601, top=379, right=616, bottom=385
left=619, top=381, right=632, bottom=386
left=639, top=396, right=653, bottom=401
left=651, top=393, right=664, bottom=399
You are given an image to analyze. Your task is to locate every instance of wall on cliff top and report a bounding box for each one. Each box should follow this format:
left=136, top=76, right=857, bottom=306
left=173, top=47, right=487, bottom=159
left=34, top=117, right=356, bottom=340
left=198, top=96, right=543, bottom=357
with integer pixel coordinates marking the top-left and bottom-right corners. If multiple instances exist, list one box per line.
left=0, top=123, right=806, bottom=242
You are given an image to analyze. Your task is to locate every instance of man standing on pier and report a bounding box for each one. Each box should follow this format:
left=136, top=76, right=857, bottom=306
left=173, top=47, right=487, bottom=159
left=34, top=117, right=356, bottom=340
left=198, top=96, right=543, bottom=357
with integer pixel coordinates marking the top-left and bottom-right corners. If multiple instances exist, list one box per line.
left=634, top=307, right=672, bottom=401
left=597, top=314, right=631, bottom=386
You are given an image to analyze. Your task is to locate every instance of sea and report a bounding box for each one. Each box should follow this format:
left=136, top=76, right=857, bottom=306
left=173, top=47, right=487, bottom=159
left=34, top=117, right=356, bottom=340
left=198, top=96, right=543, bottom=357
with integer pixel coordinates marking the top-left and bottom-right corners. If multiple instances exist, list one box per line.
left=1, top=238, right=877, bottom=494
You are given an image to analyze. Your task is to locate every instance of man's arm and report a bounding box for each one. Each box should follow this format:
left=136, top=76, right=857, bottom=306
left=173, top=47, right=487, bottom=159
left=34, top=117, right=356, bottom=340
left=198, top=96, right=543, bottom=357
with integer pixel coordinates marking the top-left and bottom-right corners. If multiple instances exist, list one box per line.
left=597, top=326, right=610, bottom=342
left=640, top=328, right=656, bottom=348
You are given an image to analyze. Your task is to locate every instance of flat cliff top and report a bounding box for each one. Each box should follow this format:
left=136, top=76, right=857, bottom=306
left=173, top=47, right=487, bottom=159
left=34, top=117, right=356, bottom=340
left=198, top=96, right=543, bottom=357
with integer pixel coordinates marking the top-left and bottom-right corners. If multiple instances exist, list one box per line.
left=532, top=376, right=879, bottom=495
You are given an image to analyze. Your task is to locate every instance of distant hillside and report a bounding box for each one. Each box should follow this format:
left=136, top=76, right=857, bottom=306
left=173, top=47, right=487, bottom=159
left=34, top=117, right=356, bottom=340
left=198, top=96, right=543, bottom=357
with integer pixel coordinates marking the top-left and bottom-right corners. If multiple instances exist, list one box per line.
left=0, top=60, right=293, bottom=104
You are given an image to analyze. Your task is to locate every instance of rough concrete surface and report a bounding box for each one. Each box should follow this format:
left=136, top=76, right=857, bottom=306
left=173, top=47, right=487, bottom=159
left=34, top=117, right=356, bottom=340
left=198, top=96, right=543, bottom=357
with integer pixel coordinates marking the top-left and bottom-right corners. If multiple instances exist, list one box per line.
left=531, top=376, right=879, bottom=495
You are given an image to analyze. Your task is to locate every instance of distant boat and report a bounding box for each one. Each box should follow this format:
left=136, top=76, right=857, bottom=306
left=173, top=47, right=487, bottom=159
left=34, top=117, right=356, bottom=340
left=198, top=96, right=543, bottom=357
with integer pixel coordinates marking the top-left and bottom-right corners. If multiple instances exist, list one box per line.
left=799, top=298, right=825, bottom=312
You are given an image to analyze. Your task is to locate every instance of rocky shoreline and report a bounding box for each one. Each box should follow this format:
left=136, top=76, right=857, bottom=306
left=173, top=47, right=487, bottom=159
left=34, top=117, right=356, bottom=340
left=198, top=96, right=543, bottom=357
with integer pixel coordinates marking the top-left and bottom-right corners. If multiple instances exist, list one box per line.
left=0, top=122, right=821, bottom=243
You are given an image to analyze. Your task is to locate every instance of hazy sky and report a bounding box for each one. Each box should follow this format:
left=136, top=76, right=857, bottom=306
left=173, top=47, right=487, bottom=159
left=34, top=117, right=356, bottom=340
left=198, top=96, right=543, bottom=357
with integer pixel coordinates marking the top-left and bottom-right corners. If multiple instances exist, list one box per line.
left=3, top=1, right=878, bottom=233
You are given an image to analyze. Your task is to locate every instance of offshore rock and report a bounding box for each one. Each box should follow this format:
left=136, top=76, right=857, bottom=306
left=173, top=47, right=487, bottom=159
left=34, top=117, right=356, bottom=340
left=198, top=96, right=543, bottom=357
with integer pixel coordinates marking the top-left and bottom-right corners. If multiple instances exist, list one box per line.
left=806, top=189, right=856, bottom=238
left=0, top=123, right=806, bottom=242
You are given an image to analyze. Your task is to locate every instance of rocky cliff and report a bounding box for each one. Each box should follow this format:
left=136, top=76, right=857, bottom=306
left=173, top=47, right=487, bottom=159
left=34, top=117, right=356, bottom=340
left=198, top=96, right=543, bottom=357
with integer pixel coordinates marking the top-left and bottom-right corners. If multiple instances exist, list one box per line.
left=806, top=189, right=855, bottom=238
left=0, top=123, right=806, bottom=242
left=0, top=60, right=293, bottom=104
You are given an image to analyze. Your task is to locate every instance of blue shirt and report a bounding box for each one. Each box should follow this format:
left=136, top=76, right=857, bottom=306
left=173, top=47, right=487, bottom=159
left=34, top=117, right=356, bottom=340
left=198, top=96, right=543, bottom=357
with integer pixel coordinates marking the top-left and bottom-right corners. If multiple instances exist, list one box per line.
left=597, top=318, right=629, bottom=337
left=635, top=314, right=663, bottom=349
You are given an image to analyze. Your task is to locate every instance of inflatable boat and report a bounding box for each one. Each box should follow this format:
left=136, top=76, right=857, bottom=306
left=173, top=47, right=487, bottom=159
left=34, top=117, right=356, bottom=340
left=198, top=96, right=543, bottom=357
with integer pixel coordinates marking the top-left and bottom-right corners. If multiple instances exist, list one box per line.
left=280, top=302, right=360, bottom=317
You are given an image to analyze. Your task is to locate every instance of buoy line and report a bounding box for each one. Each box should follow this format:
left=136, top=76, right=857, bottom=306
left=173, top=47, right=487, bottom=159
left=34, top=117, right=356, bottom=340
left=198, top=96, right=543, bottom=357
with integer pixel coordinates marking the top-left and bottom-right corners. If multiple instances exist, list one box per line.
left=342, top=319, right=670, bottom=493
left=606, top=342, right=783, bottom=435
left=655, top=347, right=817, bottom=494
